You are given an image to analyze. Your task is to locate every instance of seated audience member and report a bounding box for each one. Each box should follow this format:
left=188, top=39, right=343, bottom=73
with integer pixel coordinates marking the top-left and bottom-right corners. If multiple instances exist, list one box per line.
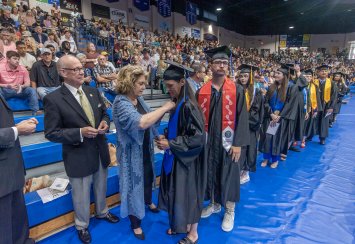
left=0, top=27, right=17, bottom=64
left=93, top=54, right=117, bottom=91
left=77, top=53, right=94, bottom=85
left=60, top=30, right=77, bottom=54
left=32, top=25, right=48, bottom=47
left=45, top=44, right=59, bottom=62
left=16, top=41, right=36, bottom=71
left=44, top=32, right=59, bottom=52
left=0, top=9, right=16, bottom=26
left=84, top=42, right=99, bottom=70
left=0, top=51, right=39, bottom=115
left=30, top=48, right=60, bottom=100
left=56, top=41, right=74, bottom=58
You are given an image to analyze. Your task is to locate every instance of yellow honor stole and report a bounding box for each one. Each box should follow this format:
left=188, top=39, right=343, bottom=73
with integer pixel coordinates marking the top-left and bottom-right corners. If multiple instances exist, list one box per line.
left=309, top=82, right=317, bottom=110
left=315, top=78, right=331, bottom=103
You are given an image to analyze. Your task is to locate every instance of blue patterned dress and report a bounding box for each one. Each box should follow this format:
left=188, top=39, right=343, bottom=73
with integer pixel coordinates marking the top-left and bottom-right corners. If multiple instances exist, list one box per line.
left=113, top=95, right=158, bottom=219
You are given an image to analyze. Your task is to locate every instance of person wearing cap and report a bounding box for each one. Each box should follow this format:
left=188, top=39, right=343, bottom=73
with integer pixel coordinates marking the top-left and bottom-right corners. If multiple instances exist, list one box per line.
left=30, top=48, right=60, bottom=100
left=156, top=61, right=207, bottom=244
left=187, top=62, right=206, bottom=94
left=313, top=64, right=338, bottom=145
left=112, top=65, right=175, bottom=240
left=236, top=64, right=264, bottom=184
left=259, top=64, right=299, bottom=168
left=197, top=46, right=250, bottom=232
left=0, top=50, right=39, bottom=115
left=330, top=71, right=347, bottom=127
left=302, top=69, right=323, bottom=148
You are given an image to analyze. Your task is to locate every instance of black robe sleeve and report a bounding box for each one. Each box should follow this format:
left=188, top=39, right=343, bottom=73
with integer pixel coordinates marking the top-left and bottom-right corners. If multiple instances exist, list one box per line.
left=280, top=84, right=298, bottom=120
left=233, top=85, right=250, bottom=147
left=329, top=81, right=338, bottom=110
left=316, top=85, right=323, bottom=112
left=249, top=89, right=264, bottom=131
left=169, top=101, right=206, bottom=169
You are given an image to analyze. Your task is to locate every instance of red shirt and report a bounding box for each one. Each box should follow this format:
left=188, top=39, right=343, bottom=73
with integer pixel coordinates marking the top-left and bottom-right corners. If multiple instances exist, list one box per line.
left=0, top=62, right=30, bottom=86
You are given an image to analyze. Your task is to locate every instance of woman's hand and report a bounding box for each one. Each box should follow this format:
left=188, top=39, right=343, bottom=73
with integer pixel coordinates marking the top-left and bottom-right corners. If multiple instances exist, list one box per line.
left=163, top=100, right=176, bottom=112
left=156, top=138, right=170, bottom=151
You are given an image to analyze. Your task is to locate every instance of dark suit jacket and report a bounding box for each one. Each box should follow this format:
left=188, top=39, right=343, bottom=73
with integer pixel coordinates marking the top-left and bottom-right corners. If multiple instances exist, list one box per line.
left=44, top=85, right=110, bottom=178
left=0, top=95, right=25, bottom=198
left=33, top=33, right=48, bottom=44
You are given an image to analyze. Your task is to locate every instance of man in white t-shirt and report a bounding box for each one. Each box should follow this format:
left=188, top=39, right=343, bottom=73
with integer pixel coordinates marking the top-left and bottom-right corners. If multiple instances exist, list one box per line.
left=16, top=41, right=36, bottom=71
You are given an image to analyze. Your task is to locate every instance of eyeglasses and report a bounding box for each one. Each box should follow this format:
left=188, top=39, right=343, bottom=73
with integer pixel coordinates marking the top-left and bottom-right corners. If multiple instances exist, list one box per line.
left=213, top=60, right=229, bottom=66
left=62, top=67, right=84, bottom=73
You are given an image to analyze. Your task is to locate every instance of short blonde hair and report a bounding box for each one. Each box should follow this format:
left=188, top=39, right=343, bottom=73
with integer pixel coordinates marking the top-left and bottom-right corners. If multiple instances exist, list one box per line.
left=114, top=65, right=147, bottom=95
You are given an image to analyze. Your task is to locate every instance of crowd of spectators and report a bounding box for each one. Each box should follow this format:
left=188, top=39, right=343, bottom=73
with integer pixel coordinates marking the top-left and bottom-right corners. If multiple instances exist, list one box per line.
left=0, top=0, right=354, bottom=111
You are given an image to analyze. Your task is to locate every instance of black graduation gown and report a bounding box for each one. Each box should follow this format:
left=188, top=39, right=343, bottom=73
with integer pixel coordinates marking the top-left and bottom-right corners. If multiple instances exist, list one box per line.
left=315, top=80, right=338, bottom=139
left=278, top=81, right=300, bottom=155
left=158, top=100, right=207, bottom=234
left=333, top=81, right=346, bottom=115
left=293, top=76, right=309, bottom=141
left=240, top=89, right=264, bottom=172
left=303, top=84, right=323, bottom=139
left=196, top=84, right=250, bottom=207
left=259, top=82, right=298, bottom=156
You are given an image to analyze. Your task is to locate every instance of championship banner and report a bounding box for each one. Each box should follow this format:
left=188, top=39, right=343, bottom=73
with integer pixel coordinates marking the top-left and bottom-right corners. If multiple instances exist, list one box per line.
left=279, top=34, right=287, bottom=49
left=158, top=0, right=171, bottom=17
left=186, top=1, right=197, bottom=25
left=60, top=0, right=81, bottom=12
left=133, top=0, right=150, bottom=12
left=302, top=34, right=311, bottom=47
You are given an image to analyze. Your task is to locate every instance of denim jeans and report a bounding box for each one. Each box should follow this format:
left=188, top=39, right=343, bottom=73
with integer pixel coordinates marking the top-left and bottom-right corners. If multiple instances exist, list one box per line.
left=0, top=87, right=39, bottom=114
left=37, top=86, right=60, bottom=100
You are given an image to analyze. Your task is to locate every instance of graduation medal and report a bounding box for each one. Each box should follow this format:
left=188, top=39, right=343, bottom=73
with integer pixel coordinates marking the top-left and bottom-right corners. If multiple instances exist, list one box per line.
left=198, top=78, right=237, bottom=152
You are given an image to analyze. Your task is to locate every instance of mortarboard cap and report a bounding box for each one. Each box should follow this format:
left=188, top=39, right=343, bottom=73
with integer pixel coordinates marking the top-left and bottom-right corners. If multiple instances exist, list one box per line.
left=238, top=64, right=259, bottom=74
left=303, top=69, right=314, bottom=75
left=204, top=45, right=231, bottom=60
left=316, top=64, right=330, bottom=70
left=163, top=60, right=193, bottom=81
left=281, top=64, right=296, bottom=76
left=332, top=71, right=342, bottom=76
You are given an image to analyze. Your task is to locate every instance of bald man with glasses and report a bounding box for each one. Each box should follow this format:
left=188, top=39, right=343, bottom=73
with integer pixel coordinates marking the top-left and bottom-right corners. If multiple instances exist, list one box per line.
left=44, top=55, right=119, bottom=243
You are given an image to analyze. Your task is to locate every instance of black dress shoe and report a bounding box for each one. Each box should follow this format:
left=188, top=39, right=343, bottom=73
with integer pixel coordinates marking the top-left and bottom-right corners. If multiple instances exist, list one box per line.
left=320, top=139, right=325, bottom=145
left=78, top=229, right=91, bottom=243
left=289, top=146, right=301, bottom=152
left=96, top=212, right=120, bottom=223
left=132, top=229, right=145, bottom=240
left=147, top=204, right=160, bottom=213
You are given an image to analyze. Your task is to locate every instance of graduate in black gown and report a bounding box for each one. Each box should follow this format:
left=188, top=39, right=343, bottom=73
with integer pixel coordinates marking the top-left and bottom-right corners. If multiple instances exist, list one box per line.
left=278, top=64, right=307, bottom=161
left=302, top=69, right=323, bottom=147
left=259, top=66, right=298, bottom=168
left=330, top=72, right=348, bottom=127
left=196, top=46, right=250, bottom=232
left=237, top=64, right=264, bottom=184
left=313, top=65, right=338, bottom=145
left=157, top=61, right=207, bottom=244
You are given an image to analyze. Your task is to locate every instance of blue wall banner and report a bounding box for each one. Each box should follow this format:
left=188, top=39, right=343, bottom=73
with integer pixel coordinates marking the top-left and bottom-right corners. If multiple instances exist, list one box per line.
left=186, top=1, right=197, bottom=25
left=158, top=0, right=171, bottom=17
left=133, top=0, right=150, bottom=12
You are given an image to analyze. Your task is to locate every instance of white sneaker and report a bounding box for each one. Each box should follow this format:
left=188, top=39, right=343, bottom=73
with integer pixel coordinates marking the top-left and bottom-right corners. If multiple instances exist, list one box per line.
left=201, top=203, right=221, bottom=218
left=240, top=171, right=250, bottom=185
left=221, top=209, right=235, bottom=232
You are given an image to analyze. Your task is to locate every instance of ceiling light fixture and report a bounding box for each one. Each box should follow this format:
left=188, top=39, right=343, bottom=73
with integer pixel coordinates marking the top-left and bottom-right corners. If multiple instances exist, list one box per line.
left=216, top=8, right=222, bottom=11
left=289, top=26, right=294, bottom=29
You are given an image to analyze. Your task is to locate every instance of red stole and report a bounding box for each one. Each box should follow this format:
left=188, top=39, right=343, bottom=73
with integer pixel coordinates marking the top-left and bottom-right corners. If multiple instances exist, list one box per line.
left=198, top=78, right=237, bottom=152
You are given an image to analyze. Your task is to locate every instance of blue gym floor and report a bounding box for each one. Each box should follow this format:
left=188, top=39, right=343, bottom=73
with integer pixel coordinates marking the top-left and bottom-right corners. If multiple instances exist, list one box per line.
left=40, top=97, right=355, bottom=244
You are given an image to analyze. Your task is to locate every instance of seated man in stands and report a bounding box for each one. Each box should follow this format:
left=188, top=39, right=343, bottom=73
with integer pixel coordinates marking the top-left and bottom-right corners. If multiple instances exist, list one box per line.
left=93, top=54, right=117, bottom=103
left=0, top=51, right=39, bottom=115
left=0, top=9, right=15, bottom=26
left=33, top=25, right=48, bottom=48
left=140, top=48, right=157, bottom=88
left=16, top=41, right=36, bottom=71
left=30, top=48, right=61, bottom=100
left=56, top=41, right=75, bottom=58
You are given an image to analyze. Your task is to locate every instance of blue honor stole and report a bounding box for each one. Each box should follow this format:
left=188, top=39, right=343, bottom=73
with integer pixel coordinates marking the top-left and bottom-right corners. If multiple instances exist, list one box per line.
left=162, top=99, right=185, bottom=175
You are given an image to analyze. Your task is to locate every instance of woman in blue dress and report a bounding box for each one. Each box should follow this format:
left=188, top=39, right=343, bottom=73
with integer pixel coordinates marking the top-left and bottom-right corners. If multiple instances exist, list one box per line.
left=112, top=65, right=175, bottom=240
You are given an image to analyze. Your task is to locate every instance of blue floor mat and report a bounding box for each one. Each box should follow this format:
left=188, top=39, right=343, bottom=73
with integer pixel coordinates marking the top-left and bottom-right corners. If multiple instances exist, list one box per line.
left=39, top=98, right=355, bottom=244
